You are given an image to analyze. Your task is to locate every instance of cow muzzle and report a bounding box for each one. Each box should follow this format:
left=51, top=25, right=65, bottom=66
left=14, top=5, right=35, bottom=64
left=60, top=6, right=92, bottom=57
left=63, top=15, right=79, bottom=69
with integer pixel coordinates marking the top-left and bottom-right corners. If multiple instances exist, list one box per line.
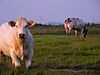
left=19, top=33, right=25, bottom=39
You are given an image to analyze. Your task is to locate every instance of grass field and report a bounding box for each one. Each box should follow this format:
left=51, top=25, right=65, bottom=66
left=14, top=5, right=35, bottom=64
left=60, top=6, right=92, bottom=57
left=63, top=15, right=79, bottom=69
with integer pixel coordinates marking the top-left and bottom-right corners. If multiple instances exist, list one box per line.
left=0, top=24, right=100, bottom=75
left=33, top=35, right=100, bottom=69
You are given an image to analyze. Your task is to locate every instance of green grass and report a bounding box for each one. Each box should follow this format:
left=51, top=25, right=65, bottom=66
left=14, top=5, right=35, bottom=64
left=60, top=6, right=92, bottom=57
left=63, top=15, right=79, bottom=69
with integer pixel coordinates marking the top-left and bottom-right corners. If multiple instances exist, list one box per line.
left=1, top=68, right=99, bottom=75
left=0, top=25, right=100, bottom=75
left=33, top=35, right=100, bottom=70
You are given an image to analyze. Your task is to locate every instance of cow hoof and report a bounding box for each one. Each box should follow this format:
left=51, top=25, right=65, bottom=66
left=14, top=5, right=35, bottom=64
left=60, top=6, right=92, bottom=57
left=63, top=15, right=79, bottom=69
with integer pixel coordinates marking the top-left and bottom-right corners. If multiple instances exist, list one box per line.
left=15, top=64, right=21, bottom=69
left=27, top=66, right=32, bottom=70
left=15, top=66, right=20, bottom=69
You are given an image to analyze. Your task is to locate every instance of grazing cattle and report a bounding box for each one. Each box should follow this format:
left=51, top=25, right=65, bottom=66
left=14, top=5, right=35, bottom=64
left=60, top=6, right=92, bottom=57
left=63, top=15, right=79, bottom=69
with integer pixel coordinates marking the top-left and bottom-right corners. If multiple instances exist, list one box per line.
left=64, top=18, right=88, bottom=38
left=0, top=17, right=36, bottom=69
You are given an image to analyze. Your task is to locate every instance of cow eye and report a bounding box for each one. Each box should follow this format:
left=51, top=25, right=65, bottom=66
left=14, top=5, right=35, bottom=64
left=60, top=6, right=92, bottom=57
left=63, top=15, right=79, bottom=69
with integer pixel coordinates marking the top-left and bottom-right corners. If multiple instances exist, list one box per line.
left=25, top=25, right=28, bottom=28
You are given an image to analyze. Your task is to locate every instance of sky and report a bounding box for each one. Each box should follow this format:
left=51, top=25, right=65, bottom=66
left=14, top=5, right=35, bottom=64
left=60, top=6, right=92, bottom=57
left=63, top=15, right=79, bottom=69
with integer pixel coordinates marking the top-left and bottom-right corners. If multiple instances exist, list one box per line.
left=0, top=0, right=100, bottom=24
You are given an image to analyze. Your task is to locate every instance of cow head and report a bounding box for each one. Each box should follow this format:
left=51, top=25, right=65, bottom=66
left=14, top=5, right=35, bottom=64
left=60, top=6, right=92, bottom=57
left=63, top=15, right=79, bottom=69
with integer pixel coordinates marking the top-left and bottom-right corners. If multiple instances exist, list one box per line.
left=8, top=17, right=36, bottom=39
left=65, top=18, right=75, bottom=23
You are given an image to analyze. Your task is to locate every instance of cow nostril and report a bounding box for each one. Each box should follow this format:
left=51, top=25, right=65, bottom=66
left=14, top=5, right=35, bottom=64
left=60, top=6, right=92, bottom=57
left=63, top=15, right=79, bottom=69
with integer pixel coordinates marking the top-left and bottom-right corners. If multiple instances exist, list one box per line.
left=19, top=34, right=25, bottom=38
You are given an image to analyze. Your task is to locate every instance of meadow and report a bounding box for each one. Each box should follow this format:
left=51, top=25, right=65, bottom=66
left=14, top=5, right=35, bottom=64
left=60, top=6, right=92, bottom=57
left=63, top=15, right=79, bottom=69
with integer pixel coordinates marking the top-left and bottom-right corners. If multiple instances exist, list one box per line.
left=0, top=24, right=100, bottom=75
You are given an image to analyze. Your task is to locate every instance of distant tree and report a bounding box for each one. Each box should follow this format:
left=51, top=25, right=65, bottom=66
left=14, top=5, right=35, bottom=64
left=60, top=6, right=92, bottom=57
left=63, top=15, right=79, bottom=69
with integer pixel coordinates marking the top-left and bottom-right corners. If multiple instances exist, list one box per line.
left=86, top=22, right=90, bottom=26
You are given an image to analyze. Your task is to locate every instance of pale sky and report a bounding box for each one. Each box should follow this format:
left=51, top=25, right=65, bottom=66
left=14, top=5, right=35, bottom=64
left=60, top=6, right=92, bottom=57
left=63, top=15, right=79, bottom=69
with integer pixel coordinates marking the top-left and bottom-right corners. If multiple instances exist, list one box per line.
left=0, top=0, right=100, bottom=24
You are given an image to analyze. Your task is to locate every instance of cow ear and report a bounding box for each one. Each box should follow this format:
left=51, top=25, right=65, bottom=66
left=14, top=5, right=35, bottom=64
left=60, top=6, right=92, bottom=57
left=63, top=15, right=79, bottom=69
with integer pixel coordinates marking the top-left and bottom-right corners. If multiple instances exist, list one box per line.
left=67, top=18, right=71, bottom=22
left=28, top=20, right=36, bottom=27
left=8, top=21, right=15, bottom=27
left=67, top=18, right=70, bottom=20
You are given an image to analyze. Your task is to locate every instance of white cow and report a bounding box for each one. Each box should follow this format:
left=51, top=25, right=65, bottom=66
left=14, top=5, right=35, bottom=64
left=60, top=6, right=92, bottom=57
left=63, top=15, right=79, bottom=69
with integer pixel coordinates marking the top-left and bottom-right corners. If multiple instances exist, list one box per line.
left=0, top=17, right=36, bottom=69
left=64, top=18, right=88, bottom=38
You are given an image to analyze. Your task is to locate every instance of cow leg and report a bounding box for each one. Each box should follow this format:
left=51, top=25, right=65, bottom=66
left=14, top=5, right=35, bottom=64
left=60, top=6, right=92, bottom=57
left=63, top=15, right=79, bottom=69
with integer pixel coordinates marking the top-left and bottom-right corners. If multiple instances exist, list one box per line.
left=65, top=29, right=69, bottom=35
left=6, top=56, right=10, bottom=65
left=80, top=28, right=84, bottom=37
left=64, top=24, right=69, bottom=35
left=0, top=51, right=2, bottom=64
left=68, top=28, right=72, bottom=36
left=0, top=51, right=10, bottom=65
left=25, top=49, right=33, bottom=69
left=65, top=29, right=71, bottom=37
left=12, top=60, right=15, bottom=65
left=83, top=30, right=88, bottom=38
left=10, top=50, right=21, bottom=68
left=75, top=30, right=78, bottom=37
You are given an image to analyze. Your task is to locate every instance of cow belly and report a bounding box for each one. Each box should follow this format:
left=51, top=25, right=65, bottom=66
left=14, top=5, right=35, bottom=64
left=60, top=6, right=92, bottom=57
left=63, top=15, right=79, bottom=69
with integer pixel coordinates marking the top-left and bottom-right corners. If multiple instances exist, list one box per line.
left=0, top=42, right=11, bottom=56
